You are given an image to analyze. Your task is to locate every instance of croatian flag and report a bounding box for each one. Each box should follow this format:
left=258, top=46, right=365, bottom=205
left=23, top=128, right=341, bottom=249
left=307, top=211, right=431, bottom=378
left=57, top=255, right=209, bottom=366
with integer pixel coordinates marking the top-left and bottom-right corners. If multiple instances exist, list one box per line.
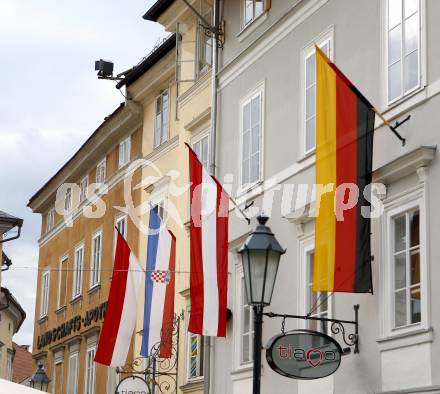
left=141, top=206, right=176, bottom=358
left=187, top=144, right=229, bottom=337
left=95, top=232, right=142, bottom=367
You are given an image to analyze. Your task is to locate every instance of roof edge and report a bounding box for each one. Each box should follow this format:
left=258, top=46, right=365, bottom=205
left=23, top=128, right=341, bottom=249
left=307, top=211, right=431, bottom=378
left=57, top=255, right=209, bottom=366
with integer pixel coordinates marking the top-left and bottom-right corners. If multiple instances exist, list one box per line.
left=143, top=0, right=175, bottom=21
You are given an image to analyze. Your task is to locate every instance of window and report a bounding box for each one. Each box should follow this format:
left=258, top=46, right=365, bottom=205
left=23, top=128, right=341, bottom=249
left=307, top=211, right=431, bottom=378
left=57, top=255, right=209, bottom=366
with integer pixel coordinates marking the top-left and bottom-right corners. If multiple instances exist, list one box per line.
left=387, top=0, right=421, bottom=103
left=67, top=352, right=79, bottom=394
left=187, top=333, right=204, bottom=380
left=240, top=277, right=254, bottom=364
left=243, top=0, right=265, bottom=26
left=303, top=39, right=331, bottom=154
left=52, top=360, right=63, bottom=394
left=90, top=231, right=102, bottom=288
left=306, top=252, right=329, bottom=332
left=80, top=176, right=89, bottom=203
left=40, top=270, right=50, bottom=318
left=72, top=244, right=84, bottom=299
left=84, top=346, right=97, bottom=394
left=64, top=188, right=72, bottom=212
left=6, top=352, right=12, bottom=380
left=392, top=208, right=421, bottom=328
left=118, top=137, right=131, bottom=168
left=197, top=10, right=213, bottom=76
left=57, top=257, right=68, bottom=309
left=96, top=158, right=106, bottom=184
left=240, top=85, right=263, bottom=190
left=154, top=90, right=169, bottom=148
left=47, top=208, right=55, bottom=232
left=192, top=134, right=210, bottom=170
left=115, top=215, right=127, bottom=239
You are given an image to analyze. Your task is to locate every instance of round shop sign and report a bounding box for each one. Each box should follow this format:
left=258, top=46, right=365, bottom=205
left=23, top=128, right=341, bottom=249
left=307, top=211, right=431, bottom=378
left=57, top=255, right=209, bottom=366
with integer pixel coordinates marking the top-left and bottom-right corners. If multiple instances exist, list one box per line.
left=266, top=330, right=342, bottom=380
left=115, top=376, right=150, bottom=394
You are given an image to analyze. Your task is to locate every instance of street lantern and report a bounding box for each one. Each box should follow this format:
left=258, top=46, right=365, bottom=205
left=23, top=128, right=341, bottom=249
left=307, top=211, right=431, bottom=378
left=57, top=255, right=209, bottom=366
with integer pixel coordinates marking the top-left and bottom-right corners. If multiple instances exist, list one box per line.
left=29, top=363, right=50, bottom=392
left=238, top=215, right=285, bottom=394
left=238, top=215, right=285, bottom=306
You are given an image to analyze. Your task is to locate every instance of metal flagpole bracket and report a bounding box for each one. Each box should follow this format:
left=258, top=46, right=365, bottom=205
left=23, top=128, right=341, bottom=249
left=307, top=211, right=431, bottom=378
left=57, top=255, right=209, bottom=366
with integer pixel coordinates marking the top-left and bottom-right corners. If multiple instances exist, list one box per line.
left=264, top=304, right=360, bottom=354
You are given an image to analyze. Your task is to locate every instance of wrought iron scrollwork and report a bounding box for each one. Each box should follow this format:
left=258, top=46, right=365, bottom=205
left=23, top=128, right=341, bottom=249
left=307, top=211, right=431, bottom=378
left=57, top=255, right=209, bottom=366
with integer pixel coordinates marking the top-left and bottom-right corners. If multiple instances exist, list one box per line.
left=118, top=313, right=182, bottom=394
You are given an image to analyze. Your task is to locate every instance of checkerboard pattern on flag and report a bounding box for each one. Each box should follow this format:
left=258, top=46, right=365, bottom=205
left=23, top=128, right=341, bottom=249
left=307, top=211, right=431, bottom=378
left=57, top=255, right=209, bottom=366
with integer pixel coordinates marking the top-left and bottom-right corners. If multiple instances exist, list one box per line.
left=95, top=231, right=142, bottom=367
left=187, top=143, right=229, bottom=337
left=151, top=270, right=171, bottom=284
left=141, top=206, right=176, bottom=358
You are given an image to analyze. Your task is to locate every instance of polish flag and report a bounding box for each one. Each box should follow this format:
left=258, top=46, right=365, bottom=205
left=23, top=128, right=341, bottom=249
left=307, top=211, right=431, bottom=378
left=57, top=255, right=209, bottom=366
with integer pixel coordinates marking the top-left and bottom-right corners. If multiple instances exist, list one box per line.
left=141, top=206, right=176, bottom=358
left=95, top=232, right=142, bottom=367
left=187, top=144, right=229, bottom=337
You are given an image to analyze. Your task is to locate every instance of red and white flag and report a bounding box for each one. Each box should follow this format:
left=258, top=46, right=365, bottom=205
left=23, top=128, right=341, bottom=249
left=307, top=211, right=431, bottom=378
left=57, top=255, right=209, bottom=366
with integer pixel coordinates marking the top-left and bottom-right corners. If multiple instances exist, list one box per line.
left=95, top=232, right=142, bottom=367
left=187, top=144, right=229, bottom=337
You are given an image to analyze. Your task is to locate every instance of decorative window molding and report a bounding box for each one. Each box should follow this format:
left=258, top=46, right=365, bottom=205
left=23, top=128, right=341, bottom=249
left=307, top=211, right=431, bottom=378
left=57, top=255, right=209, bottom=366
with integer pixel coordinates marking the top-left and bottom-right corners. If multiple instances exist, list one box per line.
left=96, top=158, right=106, bottom=184
left=57, top=255, right=68, bottom=309
left=384, top=0, right=424, bottom=106
left=79, top=176, right=89, bottom=203
left=299, top=26, right=334, bottom=157
left=40, top=269, right=50, bottom=318
left=238, top=80, right=265, bottom=194
left=84, top=345, right=97, bottom=394
left=380, top=187, right=428, bottom=340
left=90, top=229, right=103, bottom=289
left=154, top=90, right=170, bottom=148
left=72, top=243, right=84, bottom=300
left=46, top=208, right=55, bottom=233
left=118, top=136, right=131, bottom=168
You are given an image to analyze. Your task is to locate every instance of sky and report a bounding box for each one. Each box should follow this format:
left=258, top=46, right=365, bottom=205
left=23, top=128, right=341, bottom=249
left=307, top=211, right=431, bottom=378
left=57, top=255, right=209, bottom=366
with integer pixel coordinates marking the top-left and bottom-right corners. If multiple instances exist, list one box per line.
left=0, top=0, right=167, bottom=347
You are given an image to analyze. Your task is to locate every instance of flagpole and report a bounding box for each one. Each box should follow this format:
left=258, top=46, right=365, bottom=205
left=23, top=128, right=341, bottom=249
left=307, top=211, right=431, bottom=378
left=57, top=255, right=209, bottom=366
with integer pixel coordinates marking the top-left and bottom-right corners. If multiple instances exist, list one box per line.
left=228, top=195, right=251, bottom=225
left=372, top=107, right=406, bottom=146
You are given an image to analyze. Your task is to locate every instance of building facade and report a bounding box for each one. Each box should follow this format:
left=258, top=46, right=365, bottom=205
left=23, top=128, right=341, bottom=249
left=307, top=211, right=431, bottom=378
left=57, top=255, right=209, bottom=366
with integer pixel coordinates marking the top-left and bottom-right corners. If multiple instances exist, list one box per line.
left=212, top=0, right=440, bottom=393
left=0, top=287, right=26, bottom=381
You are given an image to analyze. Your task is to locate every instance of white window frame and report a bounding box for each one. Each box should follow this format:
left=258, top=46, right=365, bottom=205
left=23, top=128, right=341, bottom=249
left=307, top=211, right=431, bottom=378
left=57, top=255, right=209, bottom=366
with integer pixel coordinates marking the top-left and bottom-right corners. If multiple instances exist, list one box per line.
left=238, top=80, right=265, bottom=194
left=114, top=215, right=128, bottom=258
left=79, top=176, right=89, bottom=203
left=67, top=352, right=79, bottom=394
left=96, top=158, right=106, bottom=184
left=47, top=208, right=55, bottom=232
left=52, top=359, right=63, bottom=394
left=186, top=331, right=204, bottom=382
left=72, top=243, right=84, bottom=299
left=57, top=255, right=68, bottom=309
left=154, top=90, right=170, bottom=148
left=381, top=190, right=428, bottom=338
left=385, top=0, right=424, bottom=106
left=298, top=235, right=333, bottom=334
left=242, top=0, right=266, bottom=28
left=84, top=345, right=97, bottom=394
left=299, top=27, right=334, bottom=157
left=90, top=229, right=103, bottom=289
left=192, top=131, right=210, bottom=171
left=118, top=137, right=131, bottom=168
left=40, top=269, right=50, bottom=318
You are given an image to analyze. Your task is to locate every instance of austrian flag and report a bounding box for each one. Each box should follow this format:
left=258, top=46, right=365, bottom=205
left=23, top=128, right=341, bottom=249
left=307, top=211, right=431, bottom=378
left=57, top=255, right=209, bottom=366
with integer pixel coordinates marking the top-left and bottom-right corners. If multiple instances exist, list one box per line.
left=187, top=144, right=229, bottom=337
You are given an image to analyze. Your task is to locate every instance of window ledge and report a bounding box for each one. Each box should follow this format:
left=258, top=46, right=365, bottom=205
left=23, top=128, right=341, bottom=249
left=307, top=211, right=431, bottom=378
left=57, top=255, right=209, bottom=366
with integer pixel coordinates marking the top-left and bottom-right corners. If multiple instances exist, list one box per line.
left=236, top=180, right=264, bottom=200
left=180, top=380, right=204, bottom=393
left=296, top=150, right=316, bottom=165
left=231, top=364, right=263, bottom=381
left=88, top=284, right=101, bottom=295
left=237, top=12, right=268, bottom=42
left=38, top=316, right=48, bottom=324
left=70, top=295, right=83, bottom=305
left=377, top=326, right=433, bottom=352
left=55, top=305, right=67, bottom=315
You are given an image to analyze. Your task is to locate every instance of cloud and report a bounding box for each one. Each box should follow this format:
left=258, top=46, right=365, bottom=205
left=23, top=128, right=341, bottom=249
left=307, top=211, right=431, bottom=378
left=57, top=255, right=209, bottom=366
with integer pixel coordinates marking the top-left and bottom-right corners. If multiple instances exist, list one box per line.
left=0, top=0, right=167, bottom=347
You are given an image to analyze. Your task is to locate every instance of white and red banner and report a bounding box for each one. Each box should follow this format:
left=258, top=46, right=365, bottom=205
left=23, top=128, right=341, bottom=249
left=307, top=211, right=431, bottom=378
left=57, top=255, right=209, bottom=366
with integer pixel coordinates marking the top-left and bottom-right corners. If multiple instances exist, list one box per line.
left=95, top=232, right=142, bottom=367
left=187, top=144, right=229, bottom=337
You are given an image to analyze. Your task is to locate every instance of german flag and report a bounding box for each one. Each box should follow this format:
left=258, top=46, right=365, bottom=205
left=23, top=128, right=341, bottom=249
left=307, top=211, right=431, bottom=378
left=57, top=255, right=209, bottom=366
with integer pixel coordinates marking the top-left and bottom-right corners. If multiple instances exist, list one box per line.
left=313, top=47, right=374, bottom=293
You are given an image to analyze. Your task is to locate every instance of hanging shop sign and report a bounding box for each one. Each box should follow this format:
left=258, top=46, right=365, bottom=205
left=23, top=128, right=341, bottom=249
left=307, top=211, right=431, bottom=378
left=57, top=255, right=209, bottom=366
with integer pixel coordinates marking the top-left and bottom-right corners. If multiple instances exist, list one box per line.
left=266, top=330, right=342, bottom=380
left=115, top=376, right=150, bottom=394
left=37, top=302, right=107, bottom=350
